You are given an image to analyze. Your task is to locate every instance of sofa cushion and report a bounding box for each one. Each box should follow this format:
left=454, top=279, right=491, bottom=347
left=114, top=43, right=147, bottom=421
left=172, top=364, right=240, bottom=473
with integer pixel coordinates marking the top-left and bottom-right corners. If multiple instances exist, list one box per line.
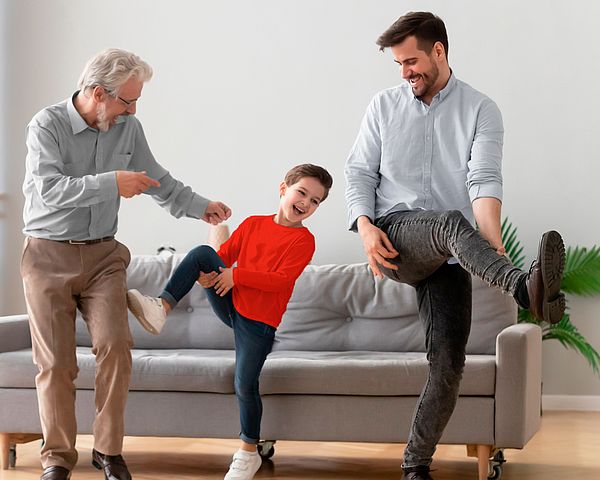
left=261, top=351, right=496, bottom=396
left=274, top=263, right=517, bottom=355
left=0, top=348, right=236, bottom=393
left=76, top=254, right=236, bottom=350
left=0, top=348, right=495, bottom=396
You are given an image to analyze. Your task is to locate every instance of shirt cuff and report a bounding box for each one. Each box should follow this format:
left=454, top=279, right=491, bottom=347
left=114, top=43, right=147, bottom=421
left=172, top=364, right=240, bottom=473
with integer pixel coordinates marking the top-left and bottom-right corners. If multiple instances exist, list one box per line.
left=348, top=206, right=375, bottom=232
left=100, top=172, right=119, bottom=201
left=188, top=194, right=210, bottom=220
left=468, top=182, right=503, bottom=203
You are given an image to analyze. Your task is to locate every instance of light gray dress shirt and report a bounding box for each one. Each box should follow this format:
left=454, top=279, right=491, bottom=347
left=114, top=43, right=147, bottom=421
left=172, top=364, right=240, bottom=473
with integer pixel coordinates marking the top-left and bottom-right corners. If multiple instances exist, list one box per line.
left=23, top=93, right=209, bottom=241
left=345, top=74, right=504, bottom=231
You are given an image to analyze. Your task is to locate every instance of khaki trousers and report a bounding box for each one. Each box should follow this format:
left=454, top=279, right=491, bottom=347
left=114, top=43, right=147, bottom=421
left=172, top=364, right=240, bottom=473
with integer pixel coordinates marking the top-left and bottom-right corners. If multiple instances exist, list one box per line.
left=21, top=237, right=132, bottom=470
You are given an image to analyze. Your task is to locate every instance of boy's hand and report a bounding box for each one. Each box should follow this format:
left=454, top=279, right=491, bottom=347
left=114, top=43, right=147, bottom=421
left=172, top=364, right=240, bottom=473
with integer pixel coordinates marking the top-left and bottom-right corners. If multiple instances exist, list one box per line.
left=198, top=271, right=218, bottom=288
left=214, top=267, right=235, bottom=296
left=202, top=201, right=232, bottom=225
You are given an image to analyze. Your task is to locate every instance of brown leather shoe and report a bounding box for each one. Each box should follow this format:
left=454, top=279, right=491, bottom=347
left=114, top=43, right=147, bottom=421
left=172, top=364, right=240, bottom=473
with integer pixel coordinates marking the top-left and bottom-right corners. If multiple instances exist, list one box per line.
left=526, top=230, right=566, bottom=324
left=40, top=466, right=71, bottom=480
left=92, top=449, right=132, bottom=480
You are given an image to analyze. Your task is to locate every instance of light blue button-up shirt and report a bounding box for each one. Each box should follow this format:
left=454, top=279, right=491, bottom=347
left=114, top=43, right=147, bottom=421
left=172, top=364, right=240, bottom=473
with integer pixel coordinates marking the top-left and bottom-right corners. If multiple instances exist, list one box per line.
left=23, top=93, right=209, bottom=241
left=345, top=74, right=504, bottom=231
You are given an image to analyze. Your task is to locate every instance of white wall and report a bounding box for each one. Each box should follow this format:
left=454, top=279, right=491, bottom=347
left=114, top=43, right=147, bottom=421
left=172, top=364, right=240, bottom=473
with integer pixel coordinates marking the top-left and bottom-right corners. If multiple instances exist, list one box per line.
left=2, top=0, right=599, bottom=396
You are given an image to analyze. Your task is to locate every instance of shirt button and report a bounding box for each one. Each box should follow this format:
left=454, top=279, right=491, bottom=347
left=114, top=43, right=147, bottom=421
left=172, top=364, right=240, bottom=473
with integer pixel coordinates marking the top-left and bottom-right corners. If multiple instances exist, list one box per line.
left=187, top=307, right=194, bottom=313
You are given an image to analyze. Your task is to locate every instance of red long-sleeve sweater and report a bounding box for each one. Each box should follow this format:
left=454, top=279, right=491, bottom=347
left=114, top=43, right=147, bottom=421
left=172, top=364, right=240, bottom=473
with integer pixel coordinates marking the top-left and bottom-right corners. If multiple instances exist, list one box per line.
left=217, top=215, right=315, bottom=328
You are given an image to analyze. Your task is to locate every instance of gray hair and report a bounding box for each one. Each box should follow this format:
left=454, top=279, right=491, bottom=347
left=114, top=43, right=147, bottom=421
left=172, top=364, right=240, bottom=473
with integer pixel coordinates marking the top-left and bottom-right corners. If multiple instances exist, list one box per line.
left=77, top=48, right=153, bottom=96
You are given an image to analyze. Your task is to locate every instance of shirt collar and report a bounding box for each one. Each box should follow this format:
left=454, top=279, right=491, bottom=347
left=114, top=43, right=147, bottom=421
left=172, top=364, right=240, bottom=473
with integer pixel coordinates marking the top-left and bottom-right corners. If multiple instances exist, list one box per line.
left=66, top=90, right=127, bottom=135
left=411, top=71, right=457, bottom=105
left=436, top=72, right=457, bottom=102
left=67, top=91, right=89, bottom=135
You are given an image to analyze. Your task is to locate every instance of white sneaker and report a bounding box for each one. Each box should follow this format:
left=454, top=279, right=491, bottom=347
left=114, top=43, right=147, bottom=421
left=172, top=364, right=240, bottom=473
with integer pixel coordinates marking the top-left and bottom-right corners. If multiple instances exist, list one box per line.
left=224, top=449, right=262, bottom=480
left=126, top=289, right=167, bottom=335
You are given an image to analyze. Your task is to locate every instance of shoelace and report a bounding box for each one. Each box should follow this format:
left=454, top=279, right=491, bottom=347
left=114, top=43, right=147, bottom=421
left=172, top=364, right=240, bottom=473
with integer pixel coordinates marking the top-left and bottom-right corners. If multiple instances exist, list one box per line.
left=145, top=295, right=162, bottom=306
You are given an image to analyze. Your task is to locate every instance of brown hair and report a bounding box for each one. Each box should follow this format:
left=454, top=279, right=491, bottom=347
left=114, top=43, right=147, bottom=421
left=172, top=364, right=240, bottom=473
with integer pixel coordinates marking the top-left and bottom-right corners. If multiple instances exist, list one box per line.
left=376, top=11, right=448, bottom=58
left=284, top=164, right=333, bottom=201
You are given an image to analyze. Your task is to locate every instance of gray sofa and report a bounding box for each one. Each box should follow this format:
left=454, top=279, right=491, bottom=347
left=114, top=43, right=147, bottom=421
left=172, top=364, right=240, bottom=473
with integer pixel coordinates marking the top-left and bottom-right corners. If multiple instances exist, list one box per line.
left=0, top=254, right=542, bottom=478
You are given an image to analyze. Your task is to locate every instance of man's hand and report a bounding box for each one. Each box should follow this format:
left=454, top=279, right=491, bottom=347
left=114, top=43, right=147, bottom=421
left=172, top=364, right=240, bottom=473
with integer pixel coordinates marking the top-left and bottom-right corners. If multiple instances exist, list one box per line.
left=198, top=271, right=218, bottom=288
left=357, top=216, right=399, bottom=279
left=203, top=201, right=232, bottom=225
left=214, top=267, right=234, bottom=296
left=116, top=171, right=160, bottom=198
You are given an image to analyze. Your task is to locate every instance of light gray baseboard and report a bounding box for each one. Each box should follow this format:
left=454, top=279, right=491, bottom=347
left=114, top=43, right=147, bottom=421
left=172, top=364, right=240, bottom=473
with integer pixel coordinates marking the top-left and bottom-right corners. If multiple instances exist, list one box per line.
left=542, top=395, right=600, bottom=411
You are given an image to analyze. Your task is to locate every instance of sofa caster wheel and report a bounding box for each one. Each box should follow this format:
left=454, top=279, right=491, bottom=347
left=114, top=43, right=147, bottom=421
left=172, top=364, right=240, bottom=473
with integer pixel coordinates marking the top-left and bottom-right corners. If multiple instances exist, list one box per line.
left=487, top=464, right=502, bottom=479
left=257, top=440, right=276, bottom=459
left=487, top=449, right=505, bottom=479
left=9, top=445, right=16, bottom=468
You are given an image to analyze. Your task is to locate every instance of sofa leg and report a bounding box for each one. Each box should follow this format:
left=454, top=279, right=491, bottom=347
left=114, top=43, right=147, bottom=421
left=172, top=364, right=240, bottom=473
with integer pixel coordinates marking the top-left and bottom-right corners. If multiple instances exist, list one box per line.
left=476, top=444, right=492, bottom=480
left=0, top=433, right=9, bottom=470
left=0, top=433, right=43, bottom=469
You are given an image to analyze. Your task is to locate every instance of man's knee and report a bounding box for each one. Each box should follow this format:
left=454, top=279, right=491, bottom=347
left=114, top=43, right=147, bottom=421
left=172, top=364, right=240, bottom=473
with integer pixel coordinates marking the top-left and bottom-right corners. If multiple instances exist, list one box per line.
left=442, top=209, right=466, bottom=224
left=36, top=356, right=79, bottom=381
left=93, top=335, right=132, bottom=361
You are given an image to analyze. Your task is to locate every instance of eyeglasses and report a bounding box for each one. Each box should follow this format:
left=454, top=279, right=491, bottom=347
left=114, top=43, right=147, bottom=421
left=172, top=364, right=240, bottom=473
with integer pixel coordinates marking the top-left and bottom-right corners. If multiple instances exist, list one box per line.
left=116, top=95, right=137, bottom=108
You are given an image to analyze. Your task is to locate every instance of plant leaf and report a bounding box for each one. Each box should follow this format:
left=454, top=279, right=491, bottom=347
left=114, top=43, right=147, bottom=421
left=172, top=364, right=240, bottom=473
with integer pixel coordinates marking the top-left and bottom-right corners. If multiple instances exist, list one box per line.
left=561, top=245, right=600, bottom=296
left=542, top=313, right=600, bottom=376
left=501, top=218, right=526, bottom=269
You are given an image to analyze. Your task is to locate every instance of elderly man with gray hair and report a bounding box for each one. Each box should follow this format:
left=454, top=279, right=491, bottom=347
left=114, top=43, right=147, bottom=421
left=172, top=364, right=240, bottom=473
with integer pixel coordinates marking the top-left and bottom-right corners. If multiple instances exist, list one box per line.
left=21, top=48, right=231, bottom=480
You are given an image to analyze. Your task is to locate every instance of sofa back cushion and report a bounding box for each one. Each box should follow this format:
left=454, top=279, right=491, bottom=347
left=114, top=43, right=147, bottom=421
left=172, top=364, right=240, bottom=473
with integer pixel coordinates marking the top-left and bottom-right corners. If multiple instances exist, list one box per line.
left=273, top=263, right=516, bottom=355
left=76, top=254, right=236, bottom=349
left=75, top=256, right=516, bottom=354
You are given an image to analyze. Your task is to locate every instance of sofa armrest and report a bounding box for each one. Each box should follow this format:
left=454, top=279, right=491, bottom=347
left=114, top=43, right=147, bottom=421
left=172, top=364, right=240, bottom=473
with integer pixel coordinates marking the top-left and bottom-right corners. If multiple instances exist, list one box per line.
left=0, top=314, right=32, bottom=352
left=494, top=322, right=542, bottom=448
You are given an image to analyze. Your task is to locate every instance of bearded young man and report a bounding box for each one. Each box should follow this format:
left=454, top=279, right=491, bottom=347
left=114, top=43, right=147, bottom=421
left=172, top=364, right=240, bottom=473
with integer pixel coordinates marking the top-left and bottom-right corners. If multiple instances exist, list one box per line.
left=345, top=12, right=565, bottom=480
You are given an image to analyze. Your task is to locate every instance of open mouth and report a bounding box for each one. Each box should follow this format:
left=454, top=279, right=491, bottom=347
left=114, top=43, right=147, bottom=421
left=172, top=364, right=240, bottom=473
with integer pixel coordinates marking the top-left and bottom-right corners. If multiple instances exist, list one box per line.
left=293, top=205, right=305, bottom=215
left=409, top=75, right=422, bottom=89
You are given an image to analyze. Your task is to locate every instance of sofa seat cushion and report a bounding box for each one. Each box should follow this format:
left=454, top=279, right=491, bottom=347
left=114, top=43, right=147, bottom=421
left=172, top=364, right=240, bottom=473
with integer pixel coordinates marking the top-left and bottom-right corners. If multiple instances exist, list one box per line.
left=260, top=351, right=496, bottom=396
left=0, top=349, right=495, bottom=396
left=0, top=348, right=236, bottom=393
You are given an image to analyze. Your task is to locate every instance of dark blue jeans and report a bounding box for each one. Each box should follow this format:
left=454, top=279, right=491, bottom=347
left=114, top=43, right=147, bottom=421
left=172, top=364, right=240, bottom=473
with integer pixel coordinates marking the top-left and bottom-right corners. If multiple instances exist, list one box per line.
left=160, top=245, right=276, bottom=444
left=375, top=210, right=525, bottom=468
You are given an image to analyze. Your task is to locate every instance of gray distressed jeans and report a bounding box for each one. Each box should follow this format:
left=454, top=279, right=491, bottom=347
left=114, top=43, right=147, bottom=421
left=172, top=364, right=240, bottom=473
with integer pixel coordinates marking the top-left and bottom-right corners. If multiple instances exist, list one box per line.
left=375, top=209, right=525, bottom=469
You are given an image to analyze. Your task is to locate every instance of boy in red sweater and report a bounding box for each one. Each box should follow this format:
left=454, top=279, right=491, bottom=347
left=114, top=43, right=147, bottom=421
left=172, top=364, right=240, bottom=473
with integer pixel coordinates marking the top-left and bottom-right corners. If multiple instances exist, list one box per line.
left=127, top=164, right=332, bottom=480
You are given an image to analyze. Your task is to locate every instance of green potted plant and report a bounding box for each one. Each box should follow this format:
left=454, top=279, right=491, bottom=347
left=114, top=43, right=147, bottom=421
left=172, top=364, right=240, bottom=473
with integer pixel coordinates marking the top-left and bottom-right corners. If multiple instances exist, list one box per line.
left=501, top=218, right=600, bottom=375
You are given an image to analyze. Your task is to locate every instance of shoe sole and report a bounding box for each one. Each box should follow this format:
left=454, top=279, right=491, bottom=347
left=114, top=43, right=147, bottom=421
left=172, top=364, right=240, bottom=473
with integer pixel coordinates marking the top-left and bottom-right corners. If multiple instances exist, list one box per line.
left=539, top=230, right=566, bottom=324
left=126, top=290, right=161, bottom=335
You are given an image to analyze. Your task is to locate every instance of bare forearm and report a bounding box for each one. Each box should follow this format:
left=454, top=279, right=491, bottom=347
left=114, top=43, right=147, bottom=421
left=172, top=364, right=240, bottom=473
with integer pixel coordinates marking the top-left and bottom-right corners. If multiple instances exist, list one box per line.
left=472, top=197, right=503, bottom=250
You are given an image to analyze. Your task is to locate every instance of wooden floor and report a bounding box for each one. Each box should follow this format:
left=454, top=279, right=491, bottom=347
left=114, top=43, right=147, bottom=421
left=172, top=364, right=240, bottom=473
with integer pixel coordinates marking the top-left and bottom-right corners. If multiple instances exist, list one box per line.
left=1, top=411, right=598, bottom=479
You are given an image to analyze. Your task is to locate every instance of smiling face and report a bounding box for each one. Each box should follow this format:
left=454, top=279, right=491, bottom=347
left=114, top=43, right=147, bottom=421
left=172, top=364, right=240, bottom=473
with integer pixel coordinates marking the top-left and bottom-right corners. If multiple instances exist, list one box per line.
left=391, top=35, right=449, bottom=105
left=275, top=176, right=326, bottom=228
left=93, top=76, right=143, bottom=131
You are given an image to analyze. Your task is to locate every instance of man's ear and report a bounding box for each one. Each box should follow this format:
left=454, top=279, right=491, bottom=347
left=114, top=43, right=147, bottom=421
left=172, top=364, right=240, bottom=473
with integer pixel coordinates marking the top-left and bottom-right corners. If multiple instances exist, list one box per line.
left=279, top=181, right=287, bottom=197
left=91, top=86, right=107, bottom=103
left=433, top=41, right=446, bottom=61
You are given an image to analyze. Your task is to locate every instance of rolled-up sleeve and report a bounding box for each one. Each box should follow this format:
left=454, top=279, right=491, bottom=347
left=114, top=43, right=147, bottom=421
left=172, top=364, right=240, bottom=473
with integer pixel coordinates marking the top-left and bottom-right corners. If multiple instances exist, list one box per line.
left=344, top=96, right=382, bottom=231
left=466, top=98, right=504, bottom=202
